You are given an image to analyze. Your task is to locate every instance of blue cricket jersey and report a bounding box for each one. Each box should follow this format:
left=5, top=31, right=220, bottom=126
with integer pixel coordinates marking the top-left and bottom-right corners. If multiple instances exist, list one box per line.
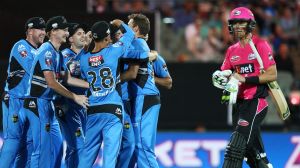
left=27, top=41, right=62, bottom=100
left=120, top=63, right=130, bottom=101
left=153, top=55, right=170, bottom=78
left=4, top=40, right=38, bottom=98
left=129, top=38, right=159, bottom=96
left=61, top=48, right=86, bottom=95
left=80, top=23, right=148, bottom=107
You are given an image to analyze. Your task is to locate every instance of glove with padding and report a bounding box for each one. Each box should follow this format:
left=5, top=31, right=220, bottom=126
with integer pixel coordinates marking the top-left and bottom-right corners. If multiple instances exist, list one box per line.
left=225, top=76, right=239, bottom=104
left=212, top=70, right=232, bottom=89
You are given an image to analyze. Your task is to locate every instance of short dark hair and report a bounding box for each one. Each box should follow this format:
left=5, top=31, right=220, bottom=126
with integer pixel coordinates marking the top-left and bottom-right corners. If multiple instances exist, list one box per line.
left=128, top=13, right=150, bottom=36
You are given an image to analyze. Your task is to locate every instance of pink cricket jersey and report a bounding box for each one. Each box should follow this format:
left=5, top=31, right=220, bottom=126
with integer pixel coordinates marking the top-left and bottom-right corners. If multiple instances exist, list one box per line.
left=221, top=35, right=276, bottom=100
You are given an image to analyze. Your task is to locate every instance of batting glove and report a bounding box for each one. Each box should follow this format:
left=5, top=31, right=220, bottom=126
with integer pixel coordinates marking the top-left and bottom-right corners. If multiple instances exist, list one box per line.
left=212, top=70, right=232, bottom=89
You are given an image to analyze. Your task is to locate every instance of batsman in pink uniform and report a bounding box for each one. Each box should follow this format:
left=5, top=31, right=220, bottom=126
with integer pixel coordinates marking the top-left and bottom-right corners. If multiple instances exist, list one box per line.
left=213, top=7, right=276, bottom=168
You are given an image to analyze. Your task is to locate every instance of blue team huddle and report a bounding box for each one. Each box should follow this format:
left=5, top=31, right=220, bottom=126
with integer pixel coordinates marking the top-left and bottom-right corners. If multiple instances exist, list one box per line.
left=0, top=14, right=172, bottom=168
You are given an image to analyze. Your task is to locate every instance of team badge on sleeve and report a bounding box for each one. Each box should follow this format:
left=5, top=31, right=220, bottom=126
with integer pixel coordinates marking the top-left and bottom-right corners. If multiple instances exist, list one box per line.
left=88, top=55, right=104, bottom=67
left=45, top=51, right=53, bottom=66
left=163, top=64, right=168, bottom=72
left=18, top=44, right=27, bottom=57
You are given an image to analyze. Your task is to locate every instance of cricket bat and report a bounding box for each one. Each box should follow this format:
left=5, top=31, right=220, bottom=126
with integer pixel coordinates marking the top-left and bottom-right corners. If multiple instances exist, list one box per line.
left=249, top=40, right=290, bottom=120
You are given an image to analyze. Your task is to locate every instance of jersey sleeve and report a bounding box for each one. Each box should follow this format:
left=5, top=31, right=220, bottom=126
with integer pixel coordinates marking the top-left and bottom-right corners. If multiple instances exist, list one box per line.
left=153, top=55, right=170, bottom=78
left=122, top=49, right=149, bottom=62
left=37, top=47, right=55, bottom=71
left=10, top=41, right=35, bottom=73
left=221, top=47, right=233, bottom=71
left=108, top=23, right=136, bottom=59
left=117, top=23, right=135, bottom=50
left=256, top=40, right=276, bottom=70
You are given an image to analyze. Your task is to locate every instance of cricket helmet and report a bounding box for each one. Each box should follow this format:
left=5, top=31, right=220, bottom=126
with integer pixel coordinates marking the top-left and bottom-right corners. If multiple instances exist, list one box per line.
left=228, top=7, right=256, bottom=34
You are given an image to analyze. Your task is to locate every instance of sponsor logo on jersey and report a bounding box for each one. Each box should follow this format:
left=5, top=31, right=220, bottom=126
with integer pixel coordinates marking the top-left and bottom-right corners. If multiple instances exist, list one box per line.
left=115, top=107, right=122, bottom=115
left=230, top=55, right=240, bottom=63
left=248, top=53, right=256, bottom=60
left=238, top=119, right=249, bottom=126
left=235, top=63, right=254, bottom=74
left=18, top=44, right=27, bottom=57
left=89, top=55, right=103, bottom=67
left=29, top=100, right=36, bottom=108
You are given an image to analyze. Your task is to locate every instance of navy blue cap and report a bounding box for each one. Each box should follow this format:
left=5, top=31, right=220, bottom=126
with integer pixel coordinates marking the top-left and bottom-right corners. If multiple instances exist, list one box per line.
left=25, top=17, right=46, bottom=31
left=46, top=16, right=69, bottom=32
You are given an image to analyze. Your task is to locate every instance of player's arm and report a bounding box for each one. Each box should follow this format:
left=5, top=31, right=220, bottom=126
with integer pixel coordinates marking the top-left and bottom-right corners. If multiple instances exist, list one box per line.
left=257, top=65, right=277, bottom=83
left=232, top=64, right=277, bottom=84
left=120, top=64, right=139, bottom=82
left=155, top=76, right=172, bottom=89
left=111, top=20, right=134, bottom=48
left=83, top=31, right=92, bottom=52
left=11, top=42, right=34, bottom=74
left=153, top=55, right=172, bottom=89
left=63, top=71, right=89, bottom=88
left=43, top=71, right=89, bottom=108
left=149, top=50, right=157, bottom=61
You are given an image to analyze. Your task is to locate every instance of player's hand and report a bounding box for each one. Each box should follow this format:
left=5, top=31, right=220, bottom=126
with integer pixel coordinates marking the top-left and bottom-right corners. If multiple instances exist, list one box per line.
left=212, top=70, right=232, bottom=89
left=225, top=76, right=239, bottom=93
left=83, top=31, right=92, bottom=51
left=85, top=31, right=92, bottom=45
left=110, top=19, right=123, bottom=27
left=149, top=50, right=158, bottom=61
left=74, top=94, right=89, bottom=109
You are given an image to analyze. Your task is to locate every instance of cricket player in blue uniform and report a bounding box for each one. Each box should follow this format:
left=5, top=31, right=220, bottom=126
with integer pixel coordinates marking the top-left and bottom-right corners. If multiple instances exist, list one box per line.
left=0, top=17, right=46, bottom=168
left=24, top=16, right=89, bottom=168
left=127, top=13, right=162, bottom=168
left=59, top=23, right=88, bottom=168
left=109, top=24, right=138, bottom=168
left=78, top=19, right=155, bottom=168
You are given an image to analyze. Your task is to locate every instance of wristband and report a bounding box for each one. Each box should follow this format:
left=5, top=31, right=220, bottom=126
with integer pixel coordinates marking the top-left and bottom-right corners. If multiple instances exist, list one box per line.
left=245, top=76, right=260, bottom=85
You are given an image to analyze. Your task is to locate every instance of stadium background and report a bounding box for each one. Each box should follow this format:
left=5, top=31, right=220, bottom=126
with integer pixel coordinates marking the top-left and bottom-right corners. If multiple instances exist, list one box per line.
left=0, top=0, right=300, bottom=167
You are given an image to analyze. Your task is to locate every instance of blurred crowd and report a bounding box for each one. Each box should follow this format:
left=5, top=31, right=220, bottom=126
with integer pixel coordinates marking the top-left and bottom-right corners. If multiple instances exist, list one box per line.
left=87, top=0, right=300, bottom=63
